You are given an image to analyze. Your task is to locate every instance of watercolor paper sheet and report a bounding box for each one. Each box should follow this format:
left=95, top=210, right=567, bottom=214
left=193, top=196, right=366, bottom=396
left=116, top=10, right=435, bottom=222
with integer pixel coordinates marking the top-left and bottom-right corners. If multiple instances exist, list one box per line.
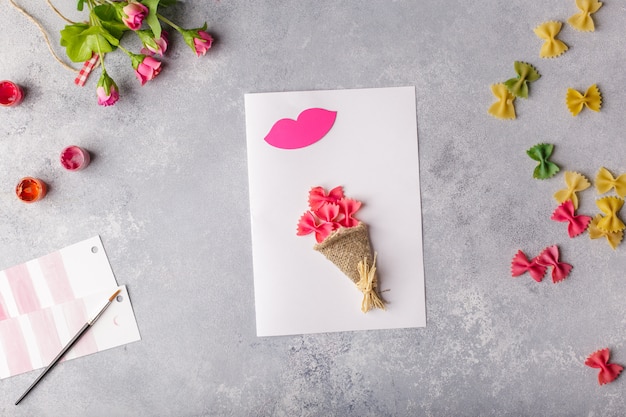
left=0, top=236, right=140, bottom=378
left=245, top=86, right=426, bottom=336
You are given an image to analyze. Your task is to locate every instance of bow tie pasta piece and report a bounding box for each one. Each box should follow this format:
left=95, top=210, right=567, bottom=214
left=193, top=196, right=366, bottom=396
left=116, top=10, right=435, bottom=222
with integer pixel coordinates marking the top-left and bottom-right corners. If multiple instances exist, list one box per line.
left=568, top=0, right=603, bottom=32
left=585, top=348, right=623, bottom=385
left=504, top=61, right=541, bottom=99
left=596, top=196, right=625, bottom=233
left=551, top=200, right=592, bottom=238
left=534, top=21, right=568, bottom=58
left=535, top=245, right=573, bottom=283
left=566, top=84, right=602, bottom=116
left=488, top=83, right=516, bottom=120
left=553, top=171, right=590, bottom=209
left=527, top=143, right=560, bottom=180
left=595, top=167, right=626, bottom=197
left=589, top=214, right=624, bottom=249
left=510, top=250, right=547, bottom=282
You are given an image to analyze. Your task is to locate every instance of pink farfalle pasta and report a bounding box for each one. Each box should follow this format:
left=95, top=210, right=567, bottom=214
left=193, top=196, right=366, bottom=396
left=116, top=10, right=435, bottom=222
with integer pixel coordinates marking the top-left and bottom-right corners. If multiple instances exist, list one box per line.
left=551, top=200, right=592, bottom=238
left=296, top=206, right=338, bottom=243
left=535, top=245, right=573, bottom=283
left=297, top=186, right=385, bottom=313
left=510, top=250, right=547, bottom=282
left=336, top=198, right=362, bottom=228
left=585, top=348, right=623, bottom=385
left=308, top=185, right=345, bottom=211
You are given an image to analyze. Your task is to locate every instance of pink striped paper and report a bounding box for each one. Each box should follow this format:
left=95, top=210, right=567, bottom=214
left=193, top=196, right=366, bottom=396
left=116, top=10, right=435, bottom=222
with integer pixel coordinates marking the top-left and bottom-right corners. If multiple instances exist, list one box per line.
left=39, top=251, right=75, bottom=305
left=5, top=263, right=40, bottom=315
left=0, top=236, right=140, bottom=379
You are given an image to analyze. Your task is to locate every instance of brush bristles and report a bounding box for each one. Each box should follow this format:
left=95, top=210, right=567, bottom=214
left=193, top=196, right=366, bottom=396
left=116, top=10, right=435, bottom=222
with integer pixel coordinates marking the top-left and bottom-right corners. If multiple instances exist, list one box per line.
left=108, top=288, right=122, bottom=302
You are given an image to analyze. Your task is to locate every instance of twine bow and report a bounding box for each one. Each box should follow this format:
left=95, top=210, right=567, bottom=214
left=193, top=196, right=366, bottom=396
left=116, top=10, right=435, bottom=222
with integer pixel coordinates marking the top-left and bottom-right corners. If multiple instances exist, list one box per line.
left=356, top=253, right=385, bottom=313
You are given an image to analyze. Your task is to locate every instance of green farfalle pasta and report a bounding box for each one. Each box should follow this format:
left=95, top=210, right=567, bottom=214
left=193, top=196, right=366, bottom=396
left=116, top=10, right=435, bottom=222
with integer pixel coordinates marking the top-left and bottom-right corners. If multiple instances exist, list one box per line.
left=504, top=61, right=541, bottom=99
left=527, top=143, right=560, bottom=179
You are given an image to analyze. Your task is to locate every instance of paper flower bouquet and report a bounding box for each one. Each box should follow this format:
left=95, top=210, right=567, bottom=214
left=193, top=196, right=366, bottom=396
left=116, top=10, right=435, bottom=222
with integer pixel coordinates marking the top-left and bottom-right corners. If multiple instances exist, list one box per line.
left=296, top=186, right=385, bottom=313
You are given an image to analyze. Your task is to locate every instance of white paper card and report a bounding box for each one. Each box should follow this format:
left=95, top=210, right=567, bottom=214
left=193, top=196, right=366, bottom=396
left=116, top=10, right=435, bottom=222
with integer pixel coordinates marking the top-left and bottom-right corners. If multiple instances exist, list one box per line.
left=0, top=236, right=140, bottom=378
left=245, top=86, right=426, bottom=336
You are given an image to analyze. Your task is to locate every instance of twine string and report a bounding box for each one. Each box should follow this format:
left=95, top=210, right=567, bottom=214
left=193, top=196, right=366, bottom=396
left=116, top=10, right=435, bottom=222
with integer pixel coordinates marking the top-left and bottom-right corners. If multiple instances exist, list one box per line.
left=356, top=253, right=386, bottom=313
left=7, top=0, right=79, bottom=73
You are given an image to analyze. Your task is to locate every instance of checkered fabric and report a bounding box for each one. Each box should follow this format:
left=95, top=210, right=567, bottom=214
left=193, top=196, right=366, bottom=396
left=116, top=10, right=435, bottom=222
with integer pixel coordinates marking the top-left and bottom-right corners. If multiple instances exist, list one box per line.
left=74, top=54, right=100, bottom=86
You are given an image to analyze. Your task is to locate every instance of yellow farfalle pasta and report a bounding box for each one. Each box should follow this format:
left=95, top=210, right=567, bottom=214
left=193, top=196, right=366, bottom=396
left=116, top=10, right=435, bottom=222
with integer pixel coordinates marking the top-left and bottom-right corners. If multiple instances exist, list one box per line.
left=596, top=167, right=626, bottom=197
left=589, top=214, right=623, bottom=249
left=534, top=21, right=568, bottom=58
left=596, top=196, right=625, bottom=233
left=488, top=83, right=516, bottom=120
left=554, top=171, right=591, bottom=209
left=568, top=0, right=603, bottom=32
left=566, top=84, right=602, bottom=116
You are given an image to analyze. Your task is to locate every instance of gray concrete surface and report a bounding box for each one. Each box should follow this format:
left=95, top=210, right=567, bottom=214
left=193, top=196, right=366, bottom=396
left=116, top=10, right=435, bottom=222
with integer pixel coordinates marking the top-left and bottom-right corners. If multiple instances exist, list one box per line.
left=1, top=1, right=626, bottom=416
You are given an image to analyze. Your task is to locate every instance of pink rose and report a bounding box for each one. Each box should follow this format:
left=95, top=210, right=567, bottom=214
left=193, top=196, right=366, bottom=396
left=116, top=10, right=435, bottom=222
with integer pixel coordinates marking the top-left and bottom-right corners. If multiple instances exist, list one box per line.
left=135, top=56, right=162, bottom=85
left=193, top=31, right=213, bottom=56
left=141, top=31, right=169, bottom=57
left=96, top=85, right=119, bottom=107
left=122, top=2, right=149, bottom=30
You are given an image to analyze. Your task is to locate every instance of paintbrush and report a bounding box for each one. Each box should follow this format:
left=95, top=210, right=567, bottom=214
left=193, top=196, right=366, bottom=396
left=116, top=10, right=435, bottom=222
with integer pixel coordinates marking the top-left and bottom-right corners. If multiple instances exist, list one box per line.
left=15, top=288, right=122, bottom=405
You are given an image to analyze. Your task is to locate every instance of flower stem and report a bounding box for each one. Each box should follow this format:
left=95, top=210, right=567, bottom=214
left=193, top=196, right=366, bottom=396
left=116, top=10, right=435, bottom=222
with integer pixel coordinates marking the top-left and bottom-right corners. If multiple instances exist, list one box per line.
left=157, top=13, right=183, bottom=32
left=116, top=44, right=133, bottom=56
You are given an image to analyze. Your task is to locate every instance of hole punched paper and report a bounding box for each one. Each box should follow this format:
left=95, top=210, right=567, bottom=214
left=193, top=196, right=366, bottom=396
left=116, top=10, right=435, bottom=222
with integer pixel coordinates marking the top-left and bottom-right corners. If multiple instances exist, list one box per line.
left=0, top=236, right=140, bottom=379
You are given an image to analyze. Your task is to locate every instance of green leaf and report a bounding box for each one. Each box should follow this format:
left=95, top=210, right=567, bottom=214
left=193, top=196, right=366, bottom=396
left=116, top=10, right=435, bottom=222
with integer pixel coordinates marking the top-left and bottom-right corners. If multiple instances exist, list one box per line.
left=143, top=0, right=162, bottom=39
left=92, top=5, right=128, bottom=39
left=77, top=0, right=85, bottom=11
left=60, top=23, right=116, bottom=62
left=136, top=30, right=158, bottom=50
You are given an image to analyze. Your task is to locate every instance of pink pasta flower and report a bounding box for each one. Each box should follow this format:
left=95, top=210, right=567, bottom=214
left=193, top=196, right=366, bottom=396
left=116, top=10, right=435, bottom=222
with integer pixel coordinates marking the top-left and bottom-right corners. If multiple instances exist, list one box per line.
left=297, top=212, right=334, bottom=243
left=308, top=186, right=344, bottom=211
left=297, top=203, right=341, bottom=243
left=122, top=2, right=149, bottom=30
left=336, top=198, right=362, bottom=228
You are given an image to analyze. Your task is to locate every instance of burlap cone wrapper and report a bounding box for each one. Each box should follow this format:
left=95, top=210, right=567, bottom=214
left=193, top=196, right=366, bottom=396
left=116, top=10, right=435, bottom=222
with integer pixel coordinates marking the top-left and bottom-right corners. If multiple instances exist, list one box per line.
left=314, top=222, right=385, bottom=312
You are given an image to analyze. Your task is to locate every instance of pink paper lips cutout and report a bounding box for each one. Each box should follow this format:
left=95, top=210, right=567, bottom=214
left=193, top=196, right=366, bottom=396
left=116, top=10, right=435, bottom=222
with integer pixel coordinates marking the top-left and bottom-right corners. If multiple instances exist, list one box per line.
left=264, top=108, right=337, bottom=149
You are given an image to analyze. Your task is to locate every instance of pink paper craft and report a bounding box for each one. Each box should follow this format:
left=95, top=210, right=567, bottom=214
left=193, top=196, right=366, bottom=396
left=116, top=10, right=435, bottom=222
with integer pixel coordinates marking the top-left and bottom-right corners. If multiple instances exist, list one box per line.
left=535, top=245, right=573, bottom=283
left=510, top=250, right=547, bottom=282
left=264, top=108, right=337, bottom=149
left=585, top=348, right=623, bottom=385
left=551, top=200, right=592, bottom=238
